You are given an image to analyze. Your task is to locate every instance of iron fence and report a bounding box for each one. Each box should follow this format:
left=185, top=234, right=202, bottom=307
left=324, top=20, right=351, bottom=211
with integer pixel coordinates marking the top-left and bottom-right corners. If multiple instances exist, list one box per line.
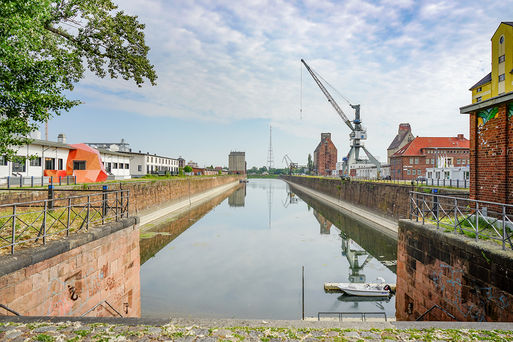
left=409, top=191, right=513, bottom=250
left=350, top=177, right=469, bottom=188
left=0, top=189, right=130, bottom=254
left=0, top=175, right=77, bottom=188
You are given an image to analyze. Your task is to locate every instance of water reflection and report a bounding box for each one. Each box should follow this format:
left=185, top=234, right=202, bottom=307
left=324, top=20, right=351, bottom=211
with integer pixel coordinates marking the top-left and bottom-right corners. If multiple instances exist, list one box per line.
left=228, top=184, right=246, bottom=207
left=140, top=179, right=397, bottom=319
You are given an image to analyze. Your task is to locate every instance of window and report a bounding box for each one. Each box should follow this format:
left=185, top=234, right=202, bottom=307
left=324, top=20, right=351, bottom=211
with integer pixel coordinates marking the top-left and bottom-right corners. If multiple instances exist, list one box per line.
left=436, top=172, right=440, bottom=179
left=499, top=55, right=505, bottom=63
left=415, top=157, right=419, bottom=164
left=427, top=172, right=432, bottom=178
left=409, top=157, right=414, bottom=164
left=476, top=96, right=482, bottom=102
left=12, top=157, right=25, bottom=172
left=412, top=169, right=416, bottom=175
left=456, top=159, right=460, bottom=165
left=407, top=170, right=411, bottom=175
left=113, top=163, right=118, bottom=169
left=476, top=87, right=482, bottom=92
left=500, top=35, right=504, bottom=44
left=58, top=159, right=63, bottom=170
left=45, top=158, right=55, bottom=170
left=125, top=163, right=129, bottom=169
left=0, top=156, right=6, bottom=166
left=444, top=171, right=450, bottom=179
left=138, top=165, right=142, bottom=172
left=30, top=157, right=41, bottom=167
left=106, top=162, right=111, bottom=172
left=418, top=169, right=422, bottom=175
left=73, top=161, right=86, bottom=170
left=499, top=74, right=505, bottom=82
left=146, top=156, right=149, bottom=162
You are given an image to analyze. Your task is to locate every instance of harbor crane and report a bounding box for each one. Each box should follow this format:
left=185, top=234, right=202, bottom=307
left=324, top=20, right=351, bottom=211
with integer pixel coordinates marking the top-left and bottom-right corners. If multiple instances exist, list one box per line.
left=301, top=59, right=381, bottom=177
left=282, top=154, right=298, bottom=175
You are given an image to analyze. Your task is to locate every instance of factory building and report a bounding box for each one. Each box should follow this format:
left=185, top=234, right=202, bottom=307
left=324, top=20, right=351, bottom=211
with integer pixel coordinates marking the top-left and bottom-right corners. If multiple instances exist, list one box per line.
left=314, top=133, right=337, bottom=176
left=228, top=151, right=246, bottom=174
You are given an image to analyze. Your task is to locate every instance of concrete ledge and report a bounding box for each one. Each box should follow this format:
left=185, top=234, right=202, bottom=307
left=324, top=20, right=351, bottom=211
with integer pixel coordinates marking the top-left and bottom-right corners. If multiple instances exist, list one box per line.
left=0, top=216, right=139, bottom=278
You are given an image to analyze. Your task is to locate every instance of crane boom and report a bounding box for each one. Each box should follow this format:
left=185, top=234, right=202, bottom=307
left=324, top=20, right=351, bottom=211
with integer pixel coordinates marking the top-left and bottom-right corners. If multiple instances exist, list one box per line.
left=301, top=59, right=354, bottom=132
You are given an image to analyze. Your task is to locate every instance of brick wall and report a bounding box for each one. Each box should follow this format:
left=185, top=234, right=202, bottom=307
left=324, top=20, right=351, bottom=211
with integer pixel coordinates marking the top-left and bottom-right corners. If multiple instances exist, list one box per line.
left=0, top=221, right=140, bottom=317
left=314, top=134, right=337, bottom=176
left=282, top=176, right=468, bottom=220
left=470, top=102, right=512, bottom=204
left=396, top=220, right=513, bottom=321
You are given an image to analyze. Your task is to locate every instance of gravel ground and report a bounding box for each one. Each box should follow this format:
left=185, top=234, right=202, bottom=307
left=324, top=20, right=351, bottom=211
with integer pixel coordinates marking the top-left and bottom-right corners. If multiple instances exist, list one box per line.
left=1, top=321, right=513, bottom=341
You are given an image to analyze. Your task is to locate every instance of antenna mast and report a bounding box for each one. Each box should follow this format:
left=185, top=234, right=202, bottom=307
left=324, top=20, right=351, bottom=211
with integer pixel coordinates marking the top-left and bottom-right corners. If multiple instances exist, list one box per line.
left=267, top=125, right=274, bottom=170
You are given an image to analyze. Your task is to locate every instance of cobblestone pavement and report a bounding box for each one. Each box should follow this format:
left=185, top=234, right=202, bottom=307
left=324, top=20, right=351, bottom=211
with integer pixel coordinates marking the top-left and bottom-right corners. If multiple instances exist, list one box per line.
left=1, top=321, right=513, bottom=341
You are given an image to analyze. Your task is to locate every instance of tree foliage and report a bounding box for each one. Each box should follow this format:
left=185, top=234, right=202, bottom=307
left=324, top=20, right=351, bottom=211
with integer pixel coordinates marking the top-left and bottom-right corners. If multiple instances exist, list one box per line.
left=0, top=0, right=157, bottom=159
left=184, top=165, right=193, bottom=173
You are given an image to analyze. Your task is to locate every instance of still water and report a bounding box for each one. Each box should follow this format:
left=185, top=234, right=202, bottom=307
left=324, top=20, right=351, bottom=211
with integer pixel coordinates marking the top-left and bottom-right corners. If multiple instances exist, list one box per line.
left=140, top=179, right=397, bottom=319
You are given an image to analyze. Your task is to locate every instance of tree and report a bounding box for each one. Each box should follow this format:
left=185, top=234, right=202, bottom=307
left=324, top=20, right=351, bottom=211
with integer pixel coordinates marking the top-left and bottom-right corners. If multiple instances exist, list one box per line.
left=307, top=154, right=314, bottom=173
left=1, top=0, right=157, bottom=160
left=184, top=165, right=193, bottom=173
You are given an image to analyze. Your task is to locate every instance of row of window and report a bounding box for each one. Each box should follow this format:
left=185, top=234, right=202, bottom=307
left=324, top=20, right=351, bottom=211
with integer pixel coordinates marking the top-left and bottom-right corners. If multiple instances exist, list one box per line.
left=146, top=156, right=177, bottom=165
left=406, top=169, right=422, bottom=176
left=425, top=150, right=468, bottom=154
left=105, top=162, right=129, bottom=171
left=0, top=156, right=65, bottom=173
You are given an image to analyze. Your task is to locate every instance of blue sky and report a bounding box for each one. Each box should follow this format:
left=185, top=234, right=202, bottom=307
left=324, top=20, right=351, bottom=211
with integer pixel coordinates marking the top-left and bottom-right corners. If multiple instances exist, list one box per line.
left=45, top=0, right=509, bottom=168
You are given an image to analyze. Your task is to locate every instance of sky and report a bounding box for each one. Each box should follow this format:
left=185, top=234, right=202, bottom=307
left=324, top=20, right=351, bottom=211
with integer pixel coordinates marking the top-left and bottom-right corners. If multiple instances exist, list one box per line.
left=44, top=0, right=509, bottom=168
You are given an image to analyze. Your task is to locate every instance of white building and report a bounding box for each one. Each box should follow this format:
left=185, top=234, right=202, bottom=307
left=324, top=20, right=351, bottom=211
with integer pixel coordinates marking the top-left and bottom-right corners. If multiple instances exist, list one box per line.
left=0, top=139, right=71, bottom=181
left=122, top=152, right=179, bottom=177
left=98, top=149, right=131, bottom=180
left=425, top=166, right=469, bottom=187
left=350, top=163, right=390, bottom=179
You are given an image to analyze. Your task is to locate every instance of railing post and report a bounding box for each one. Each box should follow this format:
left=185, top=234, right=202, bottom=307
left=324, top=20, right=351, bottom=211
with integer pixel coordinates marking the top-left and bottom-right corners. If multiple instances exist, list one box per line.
left=126, top=190, right=130, bottom=217
left=415, top=192, right=419, bottom=222
left=66, top=198, right=71, bottom=237
left=457, top=179, right=459, bottom=188
left=475, top=202, right=479, bottom=241
left=74, top=176, right=77, bottom=185
left=86, top=195, right=90, bottom=230
left=502, top=206, right=506, bottom=250
left=42, top=201, right=47, bottom=245
left=454, top=198, right=458, bottom=232
left=59, top=176, right=61, bottom=186
left=7, top=176, right=10, bottom=189
left=48, top=185, right=54, bottom=210
left=66, top=176, right=69, bottom=185
left=41, top=176, right=43, bottom=186
left=11, top=205, right=16, bottom=254
left=102, top=185, right=108, bottom=224
left=19, top=176, right=22, bottom=188
left=31, top=176, right=34, bottom=188
left=115, top=191, right=119, bottom=221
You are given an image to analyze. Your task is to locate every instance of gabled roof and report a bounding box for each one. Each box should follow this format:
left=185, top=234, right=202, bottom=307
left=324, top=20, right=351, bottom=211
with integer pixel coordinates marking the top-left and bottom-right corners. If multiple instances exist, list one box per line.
left=470, top=72, right=491, bottom=90
left=388, top=129, right=410, bottom=150
left=392, top=137, right=469, bottom=157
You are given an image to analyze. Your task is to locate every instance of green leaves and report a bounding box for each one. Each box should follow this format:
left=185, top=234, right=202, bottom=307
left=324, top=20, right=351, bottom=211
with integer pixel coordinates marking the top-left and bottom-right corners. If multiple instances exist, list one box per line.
left=0, top=0, right=157, bottom=160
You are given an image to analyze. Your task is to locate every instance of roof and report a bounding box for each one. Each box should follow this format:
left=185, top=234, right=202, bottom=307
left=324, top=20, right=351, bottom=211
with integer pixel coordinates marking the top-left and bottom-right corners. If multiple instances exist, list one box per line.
left=121, top=151, right=178, bottom=160
left=387, top=128, right=411, bottom=150
left=30, top=139, right=73, bottom=149
left=503, top=22, right=513, bottom=27
left=470, top=72, right=491, bottom=90
left=392, top=137, right=469, bottom=157
left=97, top=148, right=131, bottom=157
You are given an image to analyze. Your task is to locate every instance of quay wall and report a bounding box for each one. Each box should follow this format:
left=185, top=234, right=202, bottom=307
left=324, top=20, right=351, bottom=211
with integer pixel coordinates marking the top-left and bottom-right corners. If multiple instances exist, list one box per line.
left=281, top=176, right=468, bottom=220
left=0, top=218, right=140, bottom=317
left=0, top=176, right=242, bottom=214
left=396, top=220, right=513, bottom=321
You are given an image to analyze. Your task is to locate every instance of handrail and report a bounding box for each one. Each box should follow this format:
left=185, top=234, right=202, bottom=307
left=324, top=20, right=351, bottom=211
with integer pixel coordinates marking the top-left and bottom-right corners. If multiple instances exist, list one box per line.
left=318, top=311, right=387, bottom=321
left=416, top=304, right=456, bottom=321
left=81, top=300, right=123, bottom=317
left=0, top=304, right=20, bottom=316
left=0, top=190, right=130, bottom=208
left=410, top=190, right=513, bottom=209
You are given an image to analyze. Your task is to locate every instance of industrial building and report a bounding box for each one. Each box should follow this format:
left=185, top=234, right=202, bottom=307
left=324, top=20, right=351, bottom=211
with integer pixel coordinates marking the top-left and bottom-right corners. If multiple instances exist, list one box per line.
left=461, top=22, right=513, bottom=204
left=122, top=151, right=179, bottom=177
left=387, top=123, right=415, bottom=164
left=229, top=151, right=246, bottom=174
left=314, top=133, right=337, bottom=176
left=390, top=135, right=469, bottom=180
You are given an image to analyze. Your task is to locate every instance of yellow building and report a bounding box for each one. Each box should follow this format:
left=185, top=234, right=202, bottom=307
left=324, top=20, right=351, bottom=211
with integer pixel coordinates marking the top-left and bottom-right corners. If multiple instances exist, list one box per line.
left=470, top=22, right=513, bottom=103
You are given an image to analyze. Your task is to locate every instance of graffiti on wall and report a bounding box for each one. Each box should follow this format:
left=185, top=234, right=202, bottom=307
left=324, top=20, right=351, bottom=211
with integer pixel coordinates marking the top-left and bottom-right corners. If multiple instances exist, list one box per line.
left=477, top=107, right=499, bottom=126
left=431, top=262, right=510, bottom=321
left=508, top=103, right=513, bottom=118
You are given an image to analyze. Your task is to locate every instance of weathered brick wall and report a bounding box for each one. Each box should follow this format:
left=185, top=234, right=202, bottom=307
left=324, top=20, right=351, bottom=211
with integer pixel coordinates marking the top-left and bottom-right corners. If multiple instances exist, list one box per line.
left=396, top=220, right=513, bottom=321
left=0, top=221, right=140, bottom=317
left=0, top=176, right=241, bottom=212
left=282, top=176, right=468, bottom=220
left=470, top=102, right=512, bottom=204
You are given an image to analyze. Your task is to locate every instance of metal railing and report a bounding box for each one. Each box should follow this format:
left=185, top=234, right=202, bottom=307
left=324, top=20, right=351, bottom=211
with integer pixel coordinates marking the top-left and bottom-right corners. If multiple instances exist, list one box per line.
left=410, top=191, right=513, bottom=250
left=0, top=304, right=20, bottom=316
left=318, top=311, right=387, bottom=321
left=0, top=175, right=76, bottom=188
left=0, top=189, right=130, bottom=254
left=416, top=304, right=456, bottom=321
left=350, top=177, right=469, bottom=188
left=81, top=300, right=123, bottom=317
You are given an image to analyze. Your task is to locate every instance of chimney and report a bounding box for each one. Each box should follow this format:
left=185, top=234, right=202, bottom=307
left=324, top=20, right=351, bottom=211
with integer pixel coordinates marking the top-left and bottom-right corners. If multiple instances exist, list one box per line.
left=457, top=134, right=464, bottom=140
left=57, top=133, right=66, bottom=144
left=398, top=123, right=411, bottom=132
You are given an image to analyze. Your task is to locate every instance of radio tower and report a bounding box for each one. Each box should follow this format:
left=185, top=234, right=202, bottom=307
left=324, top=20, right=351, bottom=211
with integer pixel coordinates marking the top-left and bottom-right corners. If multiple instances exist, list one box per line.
left=267, top=125, right=274, bottom=171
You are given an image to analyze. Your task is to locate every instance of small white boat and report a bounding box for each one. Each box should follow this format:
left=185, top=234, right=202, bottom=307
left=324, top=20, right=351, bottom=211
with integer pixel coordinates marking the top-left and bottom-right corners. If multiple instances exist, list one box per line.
left=334, top=277, right=392, bottom=297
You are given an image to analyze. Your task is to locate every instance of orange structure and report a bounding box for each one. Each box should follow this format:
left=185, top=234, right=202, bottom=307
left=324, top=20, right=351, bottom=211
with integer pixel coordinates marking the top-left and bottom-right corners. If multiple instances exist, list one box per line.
left=66, top=144, right=108, bottom=183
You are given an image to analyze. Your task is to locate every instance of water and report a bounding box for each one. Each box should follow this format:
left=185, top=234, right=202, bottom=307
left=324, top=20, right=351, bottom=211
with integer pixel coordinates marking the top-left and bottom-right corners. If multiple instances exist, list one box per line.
left=140, top=178, right=397, bottom=319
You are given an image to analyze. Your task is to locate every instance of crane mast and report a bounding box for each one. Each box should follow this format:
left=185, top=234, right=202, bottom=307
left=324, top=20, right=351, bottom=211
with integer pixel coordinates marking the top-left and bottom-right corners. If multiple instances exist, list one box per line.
left=301, top=59, right=381, bottom=177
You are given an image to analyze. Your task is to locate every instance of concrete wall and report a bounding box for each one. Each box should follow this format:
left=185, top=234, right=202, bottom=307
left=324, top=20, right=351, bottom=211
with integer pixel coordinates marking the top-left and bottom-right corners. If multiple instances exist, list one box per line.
left=282, top=176, right=468, bottom=221
left=396, top=220, right=513, bottom=321
left=0, top=218, right=140, bottom=317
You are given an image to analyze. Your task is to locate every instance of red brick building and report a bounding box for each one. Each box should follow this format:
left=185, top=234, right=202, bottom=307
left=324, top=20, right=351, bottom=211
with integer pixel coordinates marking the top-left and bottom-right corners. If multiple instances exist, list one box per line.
left=390, top=135, right=470, bottom=180
left=461, top=95, right=513, bottom=203
left=314, top=133, right=337, bottom=176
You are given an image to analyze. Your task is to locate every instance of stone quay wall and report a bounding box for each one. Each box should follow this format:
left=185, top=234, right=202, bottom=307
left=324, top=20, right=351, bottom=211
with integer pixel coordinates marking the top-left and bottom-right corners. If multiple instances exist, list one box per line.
left=282, top=176, right=468, bottom=221
left=0, top=218, right=140, bottom=317
left=396, top=219, right=513, bottom=321
left=0, top=176, right=242, bottom=213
